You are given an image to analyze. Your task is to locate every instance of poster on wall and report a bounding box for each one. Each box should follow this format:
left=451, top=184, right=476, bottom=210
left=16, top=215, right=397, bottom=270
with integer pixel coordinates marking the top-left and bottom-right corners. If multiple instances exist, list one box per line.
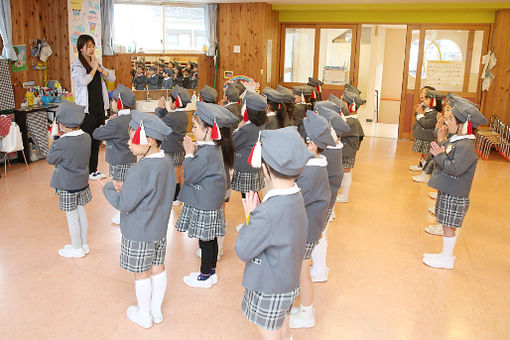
left=322, top=66, right=348, bottom=85
left=11, top=45, right=27, bottom=72
left=425, top=60, right=465, bottom=91
left=68, top=0, right=102, bottom=64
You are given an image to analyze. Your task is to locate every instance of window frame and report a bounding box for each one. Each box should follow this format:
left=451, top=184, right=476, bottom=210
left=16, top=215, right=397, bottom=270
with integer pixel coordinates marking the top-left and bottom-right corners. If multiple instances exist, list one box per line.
left=113, top=2, right=207, bottom=54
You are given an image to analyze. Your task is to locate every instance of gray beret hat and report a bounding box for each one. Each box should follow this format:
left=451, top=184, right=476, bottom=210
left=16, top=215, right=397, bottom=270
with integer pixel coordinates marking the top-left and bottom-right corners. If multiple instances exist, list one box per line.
left=451, top=100, right=487, bottom=129
left=261, top=126, right=314, bottom=176
left=129, top=110, right=172, bottom=141
left=262, top=87, right=284, bottom=104
left=276, top=85, right=295, bottom=104
left=315, top=104, right=351, bottom=137
left=225, top=83, right=240, bottom=102
left=328, top=94, right=349, bottom=115
left=171, top=85, right=191, bottom=107
left=113, top=84, right=136, bottom=109
left=200, top=85, right=218, bottom=103
left=56, top=100, right=85, bottom=128
left=244, top=91, right=267, bottom=111
left=303, top=111, right=336, bottom=149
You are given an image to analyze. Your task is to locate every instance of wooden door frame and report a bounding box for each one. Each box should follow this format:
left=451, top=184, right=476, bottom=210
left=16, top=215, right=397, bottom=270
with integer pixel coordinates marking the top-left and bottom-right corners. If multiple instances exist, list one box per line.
left=398, top=23, right=491, bottom=139
left=278, top=23, right=359, bottom=89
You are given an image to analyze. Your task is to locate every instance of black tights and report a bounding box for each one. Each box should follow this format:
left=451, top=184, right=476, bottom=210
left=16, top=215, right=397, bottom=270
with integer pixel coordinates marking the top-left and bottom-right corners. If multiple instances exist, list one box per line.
left=199, top=238, right=218, bottom=275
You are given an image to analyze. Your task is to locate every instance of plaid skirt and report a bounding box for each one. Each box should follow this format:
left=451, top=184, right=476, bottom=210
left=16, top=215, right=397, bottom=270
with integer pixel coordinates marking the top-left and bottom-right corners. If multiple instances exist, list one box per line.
left=109, top=162, right=135, bottom=182
left=232, top=169, right=265, bottom=193
left=435, top=191, right=470, bottom=228
left=303, top=242, right=318, bottom=260
left=120, top=236, right=167, bottom=273
left=242, top=286, right=300, bottom=331
left=412, top=139, right=431, bottom=154
left=58, top=186, right=92, bottom=211
left=342, top=156, right=355, bottom=169
left=422, top=156, right=438, bottom=175
left=170, top=152, right=185, bottom=167
left=176, top=204, right=225, bottom=241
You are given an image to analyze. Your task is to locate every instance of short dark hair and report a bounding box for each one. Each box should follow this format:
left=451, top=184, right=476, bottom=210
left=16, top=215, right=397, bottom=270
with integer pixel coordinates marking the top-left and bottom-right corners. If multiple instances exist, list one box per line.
left=422, top=86, right=435, bottom=91
left=262, top=160, right=298, bottom=180
left=247, top=108, right=267, bottom=127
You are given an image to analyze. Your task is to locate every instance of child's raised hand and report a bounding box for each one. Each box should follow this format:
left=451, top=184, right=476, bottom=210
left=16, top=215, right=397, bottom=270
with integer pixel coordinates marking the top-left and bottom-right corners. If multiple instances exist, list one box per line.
left=157, top=96, right=166, bottom=109
left=437, top=125, right=448, bottom=142
left=430, top=142, right=445, bottom=156
left=183, top=135, right=196, bottom=155
left=242, top=191, right=259, bottom=217
left=113, top=180, right=123, bottom=192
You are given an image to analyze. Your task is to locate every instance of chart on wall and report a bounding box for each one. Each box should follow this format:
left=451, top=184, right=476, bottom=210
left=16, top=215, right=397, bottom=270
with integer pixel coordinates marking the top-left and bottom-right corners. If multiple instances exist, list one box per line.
left=322, top=66, right=348, bottom=85
left=425, top=61, right=464, bottom=91
left=68, top=0, right=102, bottom=64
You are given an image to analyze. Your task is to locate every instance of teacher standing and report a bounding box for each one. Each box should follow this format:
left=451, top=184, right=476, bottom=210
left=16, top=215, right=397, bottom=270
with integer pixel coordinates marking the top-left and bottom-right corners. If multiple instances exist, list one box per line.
left=71, top=34, right=115, bottom=180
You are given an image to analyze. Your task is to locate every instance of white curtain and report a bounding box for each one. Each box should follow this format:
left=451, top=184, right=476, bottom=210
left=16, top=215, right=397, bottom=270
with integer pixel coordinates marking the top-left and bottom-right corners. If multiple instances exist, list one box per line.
left=204, top=4, right=217, bottom=57
left=101, top=0, right=114, bottom=55
left=0, top=0, right=17, bottom=60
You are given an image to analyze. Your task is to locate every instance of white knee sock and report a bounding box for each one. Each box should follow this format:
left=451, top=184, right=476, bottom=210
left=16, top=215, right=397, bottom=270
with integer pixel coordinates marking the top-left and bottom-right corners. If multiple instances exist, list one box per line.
left=135, top=278, right=152, bottom=317
left=339, top=172, right=352, bottom=198
left=65, top=209, right=82, bottom=249
left=77, top=205, right=88, bottom=245
left=441, top=234, right=457, bottom=258
left=150, top=271, right=167, bottom=315
left=311, top=226, right=328, bottom=275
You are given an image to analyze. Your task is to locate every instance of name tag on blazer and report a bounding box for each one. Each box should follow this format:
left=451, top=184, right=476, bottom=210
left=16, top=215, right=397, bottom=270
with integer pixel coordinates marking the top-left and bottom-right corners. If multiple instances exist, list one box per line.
left=251, top=258, right=262, bottom=265
left=234, top=152, right=242, bottom=158
left=446, top=144, right=455, bottom=154
left=190, top=183, right=203, bottom=191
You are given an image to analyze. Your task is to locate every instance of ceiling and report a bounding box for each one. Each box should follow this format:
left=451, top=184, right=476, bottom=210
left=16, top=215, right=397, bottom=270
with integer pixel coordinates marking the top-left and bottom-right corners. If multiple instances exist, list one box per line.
left=116, top=0, right=510, bottom=4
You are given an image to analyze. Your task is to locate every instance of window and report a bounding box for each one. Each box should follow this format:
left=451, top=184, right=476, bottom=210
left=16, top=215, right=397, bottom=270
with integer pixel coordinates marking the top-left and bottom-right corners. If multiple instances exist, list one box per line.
left=113, top=4, right=207, bottom=53
left=318, top=29, right=352, bottom=85
left=283, top=28, right=315, bottom=83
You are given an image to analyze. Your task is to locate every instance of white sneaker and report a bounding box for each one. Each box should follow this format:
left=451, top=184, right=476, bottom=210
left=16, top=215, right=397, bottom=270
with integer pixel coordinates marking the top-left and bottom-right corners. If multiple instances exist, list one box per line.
left=412, top=173, right=430, bottom=183
left=425, top=224, right=443, bottom=236
left=196, top=248, right=223, bottom=261
left=423, top=253, right=455, bottom=260
left=290, top=307, right=300, bottom=315
left=64, top=244, right=89, bottom=254
left=112, top=213, right=120, bottom=225
left=126, top=305, right=153, bottom=328
left=151, top=310, right=163, bottom=324
left=189, top=271, right=218, bottom=285
left=236, top=223, right=244, bottom=232
left=172, top=200, right=181, bottom=206
left=329, top=210, right=336, bottom=222
left=429, top=192, right=437, bottom=200
left=310, top=267, right=329, bottom=283
left=289, top=309, right=316, bottom=329
left=58, top=246, right=85, bottom=258
left=428, top=207, right=435, bottom=215
left=336, top=194, right=348, bottom=203
left=409, top=164, right=423, bottom=171
left=89, top=171, right=106, bottom=180
left=183, top=272, right=214, bottom=288
left=422, top=255, right=455, bottom=269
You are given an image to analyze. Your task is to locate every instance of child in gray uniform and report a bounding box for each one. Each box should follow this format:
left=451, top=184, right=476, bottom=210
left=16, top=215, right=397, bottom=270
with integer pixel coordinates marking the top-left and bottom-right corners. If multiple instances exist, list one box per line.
left=103, top=111, right=175, bottom=329
left=47, top=101, right=91, bottom=259
left=336, top=89, right=365, bottom=203
left=132, top=64, right=147, bottom=90
left=93, top=84, right=137, bottom=224
left=236, top=126, right=313, bottom=339
left=155, top=85, right=190, bottom=206
left=423, top=99, right=487, bottom=269
left=262, top=87, right=287, bottom=130
left=311, top=102, right=351, bottom=282
left=199, top=84, right=218, bottom=103
left=176, top=101, right=227, bottom=288
left=147, top=66, right=159, bottom=90
left=291, top=85, right=314, bottom=126
left=290, top=111, right=334, bottom=329
left=277, top=84, right=296, bottom=127
left=232, top=91, right=268, bottom=232
left=223, top=82, right=242, bottom=122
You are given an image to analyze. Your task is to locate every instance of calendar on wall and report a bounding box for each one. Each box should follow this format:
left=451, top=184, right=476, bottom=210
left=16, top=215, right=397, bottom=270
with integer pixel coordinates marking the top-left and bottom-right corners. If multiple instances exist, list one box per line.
left=425, top=60, right=465, bottom=91
left=322, top=66, right=348, bottom=85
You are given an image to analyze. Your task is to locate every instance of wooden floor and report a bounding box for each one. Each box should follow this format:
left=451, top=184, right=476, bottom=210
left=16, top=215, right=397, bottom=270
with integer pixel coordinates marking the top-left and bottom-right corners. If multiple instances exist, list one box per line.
left=1, top=137, right=509, bottom=339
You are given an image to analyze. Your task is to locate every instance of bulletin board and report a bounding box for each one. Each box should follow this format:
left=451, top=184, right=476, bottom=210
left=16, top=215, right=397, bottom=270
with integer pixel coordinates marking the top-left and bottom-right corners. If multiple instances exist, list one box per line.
left=68, top=0, right=102, bottom=64
left=322, top=66, right=348, bottom=85
left=425, top=60, right=465, bottom=91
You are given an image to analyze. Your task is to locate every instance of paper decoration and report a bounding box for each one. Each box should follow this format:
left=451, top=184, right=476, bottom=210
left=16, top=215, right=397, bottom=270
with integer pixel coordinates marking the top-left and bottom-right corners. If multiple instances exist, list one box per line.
left=425, top=60, right=464, bottom=91
left=68, top=0, right=102, bottom=64
left=224, top=75, right=260, bottom=94
left=11, top=45, right=27, bottom=72
left=322, top=66, right=348, bottom=85
left=481, top=50, right=496, bottom=92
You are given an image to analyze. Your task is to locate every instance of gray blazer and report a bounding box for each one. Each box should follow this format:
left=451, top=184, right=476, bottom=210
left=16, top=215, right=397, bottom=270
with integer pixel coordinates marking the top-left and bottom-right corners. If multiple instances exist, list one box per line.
left=265, top=114, right=279, bottom=130
left=293, top=103, right=308, bottom=125
left=178, top=144, right=226, bottom=211
left=155, top=108, right=188, bottom=155
left=133, top=75, right=147, bottom=90
left=92, top=114, right=137, bottom=165
left=413, top=108, right=438, bottom=141
left=47, top=132, right=91, bottom=191
left=342, top=118, right=364, bottom=158
left=428, top=137, right=478, bottom=197
left=162, top=77, right=173, bottom=90
left=296, top=161, right=331, bottom=243
left=147, top=75, right=159, bottom=90
left=233, top=123, right=263, bottom=173
left=103, top=153, right=176, bottom=241
left=235, top=190, right=307, bottom=294
left=323, top=146, right=344, bottom=208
